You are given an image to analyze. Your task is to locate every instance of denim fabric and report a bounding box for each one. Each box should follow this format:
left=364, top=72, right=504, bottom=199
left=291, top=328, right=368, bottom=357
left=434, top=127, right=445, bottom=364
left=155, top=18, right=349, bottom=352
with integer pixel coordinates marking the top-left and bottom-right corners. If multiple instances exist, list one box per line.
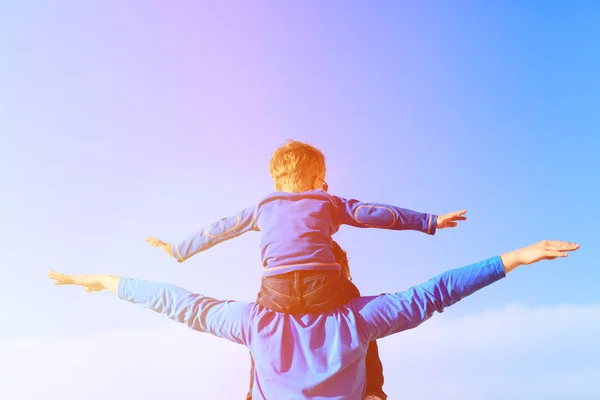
left=256, top=270, right=360, bottom=314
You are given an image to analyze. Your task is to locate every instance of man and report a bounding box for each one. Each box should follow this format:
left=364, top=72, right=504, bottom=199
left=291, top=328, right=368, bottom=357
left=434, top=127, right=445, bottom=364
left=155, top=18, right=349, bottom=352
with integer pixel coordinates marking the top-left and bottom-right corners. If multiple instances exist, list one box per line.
left=48, top=240, right=579, bottom=399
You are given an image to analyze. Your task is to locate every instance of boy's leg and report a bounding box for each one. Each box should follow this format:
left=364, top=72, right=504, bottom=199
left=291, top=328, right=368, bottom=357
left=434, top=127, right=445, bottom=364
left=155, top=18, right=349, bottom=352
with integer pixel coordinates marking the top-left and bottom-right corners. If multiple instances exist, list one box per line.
left=299, top=271, right=357, bottom=313
left=343, top=281, right=387, bottom=399
left=364, top=340, right=387, bottom=400
left=245, top=352, right=254, bottom=400
left=255, top=272, right=299, bottom=313
left=257, top=270, right=358, bottom=314
left=257, top=271, right=350, bottom=314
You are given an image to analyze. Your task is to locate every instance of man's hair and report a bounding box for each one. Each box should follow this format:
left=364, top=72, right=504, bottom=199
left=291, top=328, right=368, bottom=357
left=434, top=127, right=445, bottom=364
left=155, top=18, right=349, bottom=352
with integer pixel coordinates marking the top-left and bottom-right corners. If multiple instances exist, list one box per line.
left=332, top=241, right=351, bottom=280
left=269, top=140, right=326, bottom=192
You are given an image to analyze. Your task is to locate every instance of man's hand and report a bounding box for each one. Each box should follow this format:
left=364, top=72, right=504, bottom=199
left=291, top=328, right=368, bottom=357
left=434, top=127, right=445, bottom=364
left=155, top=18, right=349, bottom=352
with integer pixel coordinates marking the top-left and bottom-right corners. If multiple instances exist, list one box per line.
left=146, top=236, right=175, bottom=258
left=437, top=209, right=467, bottom=229
left=501, top=240, right=580, bottom=273
left=48, top=271, right=121, bottom=294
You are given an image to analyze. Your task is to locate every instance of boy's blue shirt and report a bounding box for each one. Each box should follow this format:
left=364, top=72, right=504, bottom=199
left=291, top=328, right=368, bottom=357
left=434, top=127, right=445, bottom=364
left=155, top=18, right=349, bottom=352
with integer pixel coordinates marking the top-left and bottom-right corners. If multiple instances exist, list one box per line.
left=118, top=256, right=506, bottom=399
left=172, top=189, right=438, bottom=276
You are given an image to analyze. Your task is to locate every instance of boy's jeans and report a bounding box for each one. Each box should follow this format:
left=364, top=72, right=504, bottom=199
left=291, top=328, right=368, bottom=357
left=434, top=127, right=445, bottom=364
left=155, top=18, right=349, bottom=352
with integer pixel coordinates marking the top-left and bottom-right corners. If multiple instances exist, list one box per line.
left=246, top=270, right=387, bottom=399
left=257, top=269, right=360, bottom=313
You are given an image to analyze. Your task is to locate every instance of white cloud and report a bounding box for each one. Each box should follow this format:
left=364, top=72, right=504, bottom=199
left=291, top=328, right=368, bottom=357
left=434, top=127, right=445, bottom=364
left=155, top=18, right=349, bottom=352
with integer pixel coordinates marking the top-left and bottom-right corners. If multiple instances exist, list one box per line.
left=1, top=303, right=599, bottom=399
left=0, top=325, right=251, bottom=399
left=377, top=303, right=600, bottom=399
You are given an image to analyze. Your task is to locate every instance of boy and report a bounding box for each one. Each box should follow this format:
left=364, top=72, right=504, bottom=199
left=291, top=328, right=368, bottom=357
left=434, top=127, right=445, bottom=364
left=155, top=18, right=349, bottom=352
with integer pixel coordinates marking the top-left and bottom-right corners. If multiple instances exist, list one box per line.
left=147, top=140, right=467, bottom=398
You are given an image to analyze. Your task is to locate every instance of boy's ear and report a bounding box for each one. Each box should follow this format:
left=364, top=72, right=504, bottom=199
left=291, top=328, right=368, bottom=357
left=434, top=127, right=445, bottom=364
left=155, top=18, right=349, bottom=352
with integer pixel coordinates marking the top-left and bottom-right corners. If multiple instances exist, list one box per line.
left=313, top=175, right=325, bottom=190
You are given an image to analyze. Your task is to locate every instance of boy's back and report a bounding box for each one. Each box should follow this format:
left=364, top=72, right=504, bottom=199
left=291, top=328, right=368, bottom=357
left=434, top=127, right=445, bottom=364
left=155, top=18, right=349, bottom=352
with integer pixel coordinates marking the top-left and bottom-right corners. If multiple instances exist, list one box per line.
left=171, top=188, right=439, bottom=276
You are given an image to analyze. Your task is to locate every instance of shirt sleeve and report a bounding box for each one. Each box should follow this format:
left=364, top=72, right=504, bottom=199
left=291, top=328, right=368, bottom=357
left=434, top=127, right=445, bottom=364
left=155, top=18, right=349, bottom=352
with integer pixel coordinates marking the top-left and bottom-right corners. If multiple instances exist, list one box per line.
left=172, top=204, right=259, bottom=263
left=118, top=278, right=251, bottom=345
left=355, top=256, right=506, bottom=340
left=333, top=195, right=438, bottom=235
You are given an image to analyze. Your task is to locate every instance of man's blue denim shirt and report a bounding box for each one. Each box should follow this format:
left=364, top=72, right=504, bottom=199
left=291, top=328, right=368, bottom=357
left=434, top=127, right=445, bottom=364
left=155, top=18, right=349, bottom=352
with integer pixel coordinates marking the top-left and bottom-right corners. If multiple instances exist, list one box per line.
left=119, top=256, right=506, bottom=399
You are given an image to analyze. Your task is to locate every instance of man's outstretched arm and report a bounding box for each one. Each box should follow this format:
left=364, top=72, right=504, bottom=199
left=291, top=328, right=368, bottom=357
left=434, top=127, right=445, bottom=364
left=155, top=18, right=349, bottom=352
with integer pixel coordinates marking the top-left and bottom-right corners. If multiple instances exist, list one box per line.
left=48, top=271, right=251, bottom=344
left=356, top=240, right=580, bottom=340
left=146, top=204, right=258, bottom=263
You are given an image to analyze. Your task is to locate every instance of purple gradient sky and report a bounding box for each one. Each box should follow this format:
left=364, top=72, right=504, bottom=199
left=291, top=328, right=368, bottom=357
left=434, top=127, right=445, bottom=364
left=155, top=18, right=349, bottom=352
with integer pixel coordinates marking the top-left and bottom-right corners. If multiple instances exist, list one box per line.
left=1, top=2, right=598, bottom=399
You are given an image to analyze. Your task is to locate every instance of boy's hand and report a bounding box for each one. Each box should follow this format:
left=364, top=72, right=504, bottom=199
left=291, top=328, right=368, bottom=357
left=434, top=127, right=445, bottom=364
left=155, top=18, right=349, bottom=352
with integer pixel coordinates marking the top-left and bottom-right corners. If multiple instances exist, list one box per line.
left=146, top=236, right=175, bottom=258
left=146, top=236, right=168, bottom=248
left=437, top=210, right=467, bottom=229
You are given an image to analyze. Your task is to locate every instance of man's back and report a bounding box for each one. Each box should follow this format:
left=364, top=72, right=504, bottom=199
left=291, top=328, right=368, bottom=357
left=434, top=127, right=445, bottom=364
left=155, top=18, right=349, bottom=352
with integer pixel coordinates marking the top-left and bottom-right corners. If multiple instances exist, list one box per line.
left=247, top=303, right=370, bottom=399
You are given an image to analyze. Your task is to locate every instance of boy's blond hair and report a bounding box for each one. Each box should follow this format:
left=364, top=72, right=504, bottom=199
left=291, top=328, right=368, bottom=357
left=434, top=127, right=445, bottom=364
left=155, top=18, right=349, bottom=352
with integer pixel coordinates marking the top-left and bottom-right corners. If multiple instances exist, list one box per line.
left=269, top=140, right=326, bottom=192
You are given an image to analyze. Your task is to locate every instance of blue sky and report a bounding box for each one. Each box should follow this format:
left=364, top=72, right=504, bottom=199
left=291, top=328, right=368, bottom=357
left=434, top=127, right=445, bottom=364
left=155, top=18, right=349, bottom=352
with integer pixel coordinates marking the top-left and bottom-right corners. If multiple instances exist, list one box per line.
left=1, top=1, right=598, bottom=398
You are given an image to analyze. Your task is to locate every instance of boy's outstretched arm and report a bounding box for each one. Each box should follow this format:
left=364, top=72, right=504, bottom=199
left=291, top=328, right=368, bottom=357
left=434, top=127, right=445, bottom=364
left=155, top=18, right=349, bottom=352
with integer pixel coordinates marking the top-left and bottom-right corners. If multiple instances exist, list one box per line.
left=147, top=205, right=258, bottom=263
left=333, top=195, right=466, bottom=235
